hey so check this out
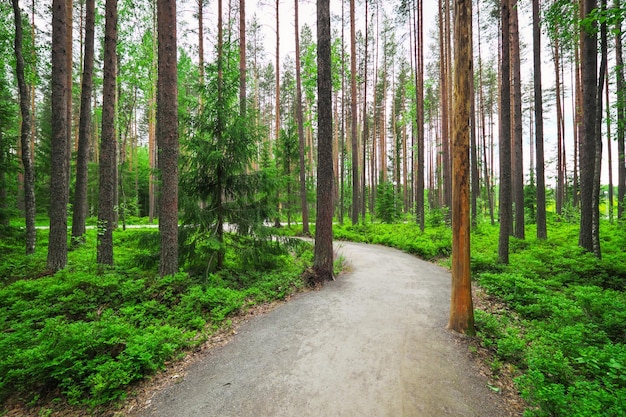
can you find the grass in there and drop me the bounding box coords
[0,224,312,413]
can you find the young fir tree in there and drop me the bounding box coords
[180,40,274,272]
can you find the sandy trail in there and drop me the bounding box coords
[137,241,508,417]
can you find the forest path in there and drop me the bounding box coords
[135,241,510,417]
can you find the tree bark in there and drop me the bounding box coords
[606,69,613,223]
[97,0,117,265]
[72,0,95,246]
[47,0,69,271]
[439,0,451,213]
[12,0,37,255]
[66,0,73,183]
[157,0,179,275]
[313,0,334,284]
[349,0,360,225]
[553,39,565,216]
[448,0,475,336]
[498,0,512,265]
[615,0,625,221]
[361,0,369,221]
[415,0,425,231]
[149,7,157,223]
[591,0,607,258]
[533,0,547,239]
[239,0,246,116]
[579,0,597,253]
[294,0,309,235]
[510,0,524,239]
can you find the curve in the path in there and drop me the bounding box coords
[138,241,508,417]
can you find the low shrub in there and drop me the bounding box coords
[0,227,312,409]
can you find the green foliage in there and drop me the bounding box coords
[333,222,451,260]
[375,181,400,224]
[180,40,275,257]
[474,223,626,416]
[0,227,312,409]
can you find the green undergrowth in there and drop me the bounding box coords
[332,222,452,260]
[330,219,626,417]
[0,226,312,411]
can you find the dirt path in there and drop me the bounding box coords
[135,241,511,417]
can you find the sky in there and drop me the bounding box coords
[179,0,618,188]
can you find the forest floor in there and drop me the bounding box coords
[124,241,525,417]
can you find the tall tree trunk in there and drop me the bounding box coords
[573,46,581,208]
[498,0,512,265]
[12,0,37,255]
[449,0,475,336]
[97,0,117,265]
[476,4,494,225]
[149,7,157,223]
[440,0,451,212]
[239,0,246,116]
[615,0,625,221]
[591,0,607,258]
[274,0,280,148]
[579,0,598,253]
[553,39,565,216]
[313,0,334,284]
[66,0,73,183]
[361,0,369,221]
[605,69,613,223]
[47,0,69,271]
[294,0,309,235]
[216,0,226,269]
[533,0,547,239]
[510,0,524,239]
[339,9,345,226]
[415,0,425,231]
[157,0,179,275]
[273,0,281,226]
[470,49,478,228]
[72,0,95,246]
[350,0,360,224]
[29,0,35,180]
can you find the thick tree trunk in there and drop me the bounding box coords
[579,0,598,253]
[533,0,547,239]
[448,0,475,336]
[47,0,69,271]
[313,0,334,284]
[97,0,117,265]
[498,0,512,265]
[72,0,95,246]
[157,0,179,275]
[12,0,37,255]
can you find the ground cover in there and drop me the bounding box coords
[0,225,312,414]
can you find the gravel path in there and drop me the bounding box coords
[137,241,509,417]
